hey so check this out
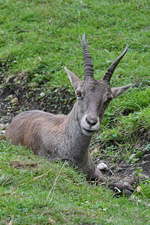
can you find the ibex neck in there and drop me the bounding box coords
[64,103,92,161]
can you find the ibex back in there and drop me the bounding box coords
[6,34,132,181]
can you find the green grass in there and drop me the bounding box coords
[0,0,150,122]
[0,0,150,224]
[1,0,150,85]
[0,140,150,225]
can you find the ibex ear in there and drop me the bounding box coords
[64,66,81,90]
[111,84,133,98]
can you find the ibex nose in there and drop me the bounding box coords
[86,115,98,126]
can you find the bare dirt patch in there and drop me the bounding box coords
[0,71,75,124]
[10,160,38,169]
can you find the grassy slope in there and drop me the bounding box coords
[0,141,150,225]
[0,0,150,140]
[0,0,150,224]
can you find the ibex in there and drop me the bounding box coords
[6,35,132,183]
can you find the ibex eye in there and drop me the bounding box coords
[76,91,82,98]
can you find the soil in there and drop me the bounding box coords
[0,72,75,124]
[10,161,38,169]
[0,72,149,193]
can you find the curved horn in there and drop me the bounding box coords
[103,45,128,82]
[82,34,94,79]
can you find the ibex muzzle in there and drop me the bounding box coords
[6,35,132,181]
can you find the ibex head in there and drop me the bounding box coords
[64,34,132,136]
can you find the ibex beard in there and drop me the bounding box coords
[6,34,133,183]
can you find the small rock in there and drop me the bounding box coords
[136,186,141,193]
[11,97,18,104]
[40,92,45,97]
[7,95,13,100]
[97,162,108,171]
